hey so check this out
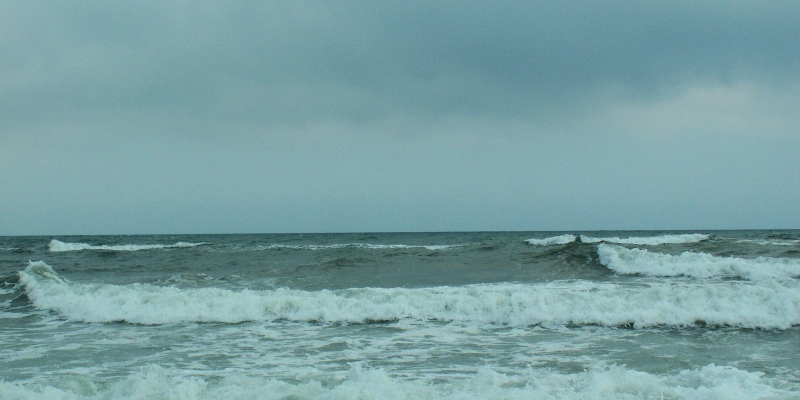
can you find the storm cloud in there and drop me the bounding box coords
[2,1,799,234]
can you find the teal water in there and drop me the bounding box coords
[1,231,799,399]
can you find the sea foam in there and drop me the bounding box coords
[19,262,800,328]
[525,235,576,246]
[581,233,709,245]
[260,243,459,251]
[598,243,800,281]
[735,239,800,246]
[48,239,204,252]
[0,363,793,400]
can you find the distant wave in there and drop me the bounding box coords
[581,233,709,245]
[19,261,800,328]
[598,244,800,281]
[525,235,576,246]
[0,247,20,252]
[256,243,460,251]
[1,362,793,400]
[524,233,710,246]
[48,239,204,252]
[735,239,799,246]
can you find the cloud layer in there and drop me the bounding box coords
[2,1,799,234]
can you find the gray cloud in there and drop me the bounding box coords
[1,1,799,234]
[3,1,799,128]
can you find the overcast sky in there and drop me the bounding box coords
[2,1,799,235]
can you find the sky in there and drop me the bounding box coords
[1,1,799,235]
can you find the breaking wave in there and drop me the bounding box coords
[580,234,709,245]
[49,239,204,252]
[19,261,800,328]
[525,235,576,246]
[0,362,794,400]
[598,244,800,281]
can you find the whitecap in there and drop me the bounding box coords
[525,235,577,246]
[581,233,709,245]
[258,243,460,251]
[598,243,800,281]
[48,239,204,252]
[735,239,800,246]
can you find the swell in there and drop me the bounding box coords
[19,262,800,328]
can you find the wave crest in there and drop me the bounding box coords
[598,244,800,281]
[525,235,577,246]
[581,234,709,245]
[48,239,204,252]
[18,262,800,328]
[260,243,460,251]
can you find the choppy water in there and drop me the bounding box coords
[1,231,799,399]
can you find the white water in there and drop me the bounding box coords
[598,244,800,281]
[49,239,204,252]
[735,239,800,246]
[0,362,793,400]
[19,262,800,328]
[258,243,460,251]
[581,234,709,245]
[525,235,577,246]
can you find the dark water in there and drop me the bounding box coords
[1,231,799,398]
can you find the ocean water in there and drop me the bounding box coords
[1,231,799,399]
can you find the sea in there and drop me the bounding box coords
[1,231,798,399]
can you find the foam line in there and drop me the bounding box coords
[49,239,204,252]
[261,243,459,251]
[0,363,794,399]
[581,234,709,245]
[735,239,799,246]
[19,261,800,328]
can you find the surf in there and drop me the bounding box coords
[19,261,800,329]
[598,243,800,280]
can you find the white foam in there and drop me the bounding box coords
[0,363,794,400]
[48,239,204,252]
[261,243,460,251]
[598,243,800,281]
[581,233,709,245]
[19,261,800,328]
[525,235,576,246]
[736,239,800,246]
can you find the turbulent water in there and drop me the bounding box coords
[1,231,799,399]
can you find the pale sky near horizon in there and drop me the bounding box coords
[2,1,799,235]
